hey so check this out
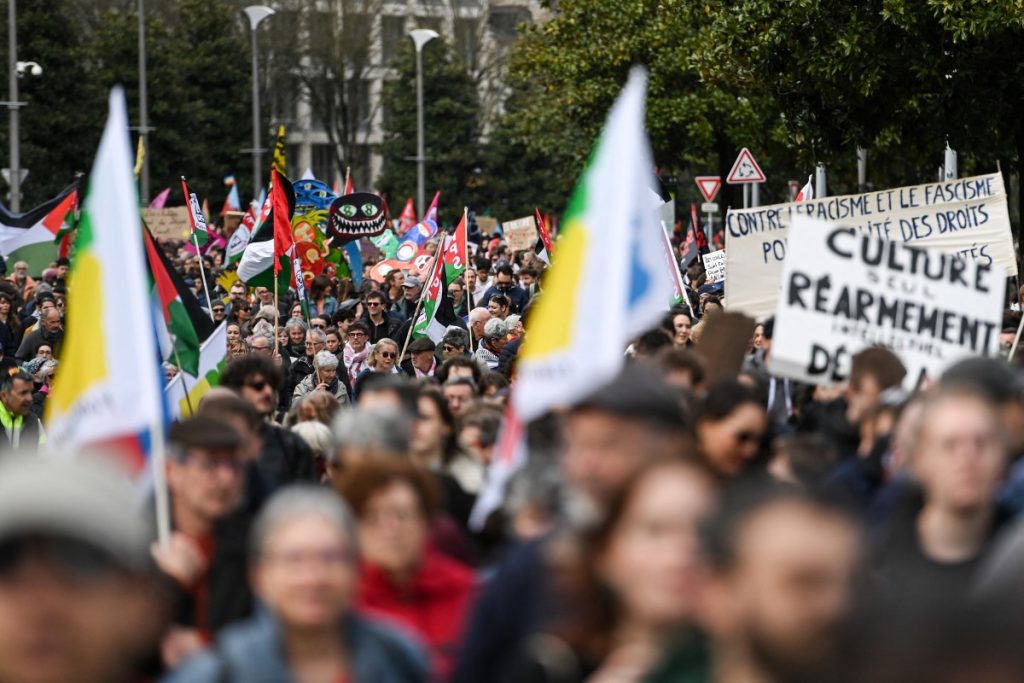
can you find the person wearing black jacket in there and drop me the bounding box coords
[152,416,256,663]
[220,356,318,490]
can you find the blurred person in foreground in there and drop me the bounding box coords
[501,458,716,682]
[695,485,860,683]
[453,365,693,683]
[163,486,428,683]
[0,456,161,683]
[152,417,255,668]
[338,460,477,679]
[870,384,1011,607]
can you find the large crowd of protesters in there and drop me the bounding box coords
[4,219,1024,683]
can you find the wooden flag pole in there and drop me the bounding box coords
[399,237,445,359]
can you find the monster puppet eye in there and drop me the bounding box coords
[341,204,357,218]
[361,203,376,216]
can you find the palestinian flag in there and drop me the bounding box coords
[181,177,209,246]
[143,225,215,376]
[412,249,459,343]
[0,182,79,276]
[237,171,296,289]
[164,321,228,419]
[442,208,468,283]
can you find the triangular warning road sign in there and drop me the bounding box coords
[695,176,722,203]
[726,148,766,184]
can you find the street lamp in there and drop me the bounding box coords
[408,28,438,217]
[243,5,275,202]
[3,1,41,211]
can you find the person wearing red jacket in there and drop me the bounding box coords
[337,460,477,681]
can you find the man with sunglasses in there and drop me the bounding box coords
[220,357,317,490]
[0,368,43,453]
[0,457,158,683]
[362,291,400,344]
[153,417,256,666]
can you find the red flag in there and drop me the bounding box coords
[344,167,354,195]
[271,168,293,275]
[535,207,554,263]
[398,197,417,235]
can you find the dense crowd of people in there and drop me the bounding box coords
[6,220,1024,683]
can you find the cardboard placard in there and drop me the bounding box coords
[702,249,726,283]
[503,215,538,251]
[142,207,190,241]
[769,214,1003,387]
[476,216,498,236]
[724,173,1015,319]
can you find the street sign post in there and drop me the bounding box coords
[726,148,765,208]
[695,176,721,203]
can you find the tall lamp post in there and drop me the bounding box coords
[138,0,150,204]
[408,28,438,217]
[243,5,275,202]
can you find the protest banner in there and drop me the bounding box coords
[142,206,190,241]
[769,214,1003,387]
[503,215,538,251]
[703,249,726,283]
[724,173,1015,319]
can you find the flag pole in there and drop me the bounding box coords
[273,274,280,357]
[399,236,444,359]
[151,418,172,548]
[192,233,214,320]
[170,343,195,416]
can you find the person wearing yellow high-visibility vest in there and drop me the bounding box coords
[0,368,44,453]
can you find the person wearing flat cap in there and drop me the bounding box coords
[150,416,256,669]
[0,456,160,683]
[402,337,438,378]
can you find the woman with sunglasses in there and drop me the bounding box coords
[352,339,400,401]
[696,379,769,478]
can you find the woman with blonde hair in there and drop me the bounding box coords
[352,338,400,399]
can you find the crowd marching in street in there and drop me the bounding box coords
[5,71,1024,683]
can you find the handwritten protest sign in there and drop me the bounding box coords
[703,249,726,283]
[724,173,1014,319]
[769,214,1003,387]
[142,207,190,241]
[503,216,538,251]
[476,216,498,236]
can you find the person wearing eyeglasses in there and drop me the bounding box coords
[344,321,372,386]
[164,486,429,683]
[220,356,317,489]
[151,417,254,667]
[696,379,769,479]
[363,291,401,344]
[0,368,43,452]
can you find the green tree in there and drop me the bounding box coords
[377,39,481,226]
[501,0,797,208]
[0,0,104,207]
[694,0,1024,199]
[86,0,252,207]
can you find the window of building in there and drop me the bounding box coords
[347,79,372,130]
[454,18,477,69]
[350,145,372,189]
[381,15,406,63]
[489,7,531,43]
[312,144,336,183]
[412,17,443,35]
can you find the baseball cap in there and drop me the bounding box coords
[0,456,149,571]
[402,276,422,289]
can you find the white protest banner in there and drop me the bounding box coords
[503,215,539,251]
[725,173,1014,319]
[769,214,1003,387]
[703,249,726,283]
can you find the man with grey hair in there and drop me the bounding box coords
[248,330,274,358]
[475,318,508,370]
[291,349,349,407]
[468,308,491,349]
[441,326,471,360]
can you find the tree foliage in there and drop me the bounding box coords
[376,39,481,226]
[694,0,1024,195]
